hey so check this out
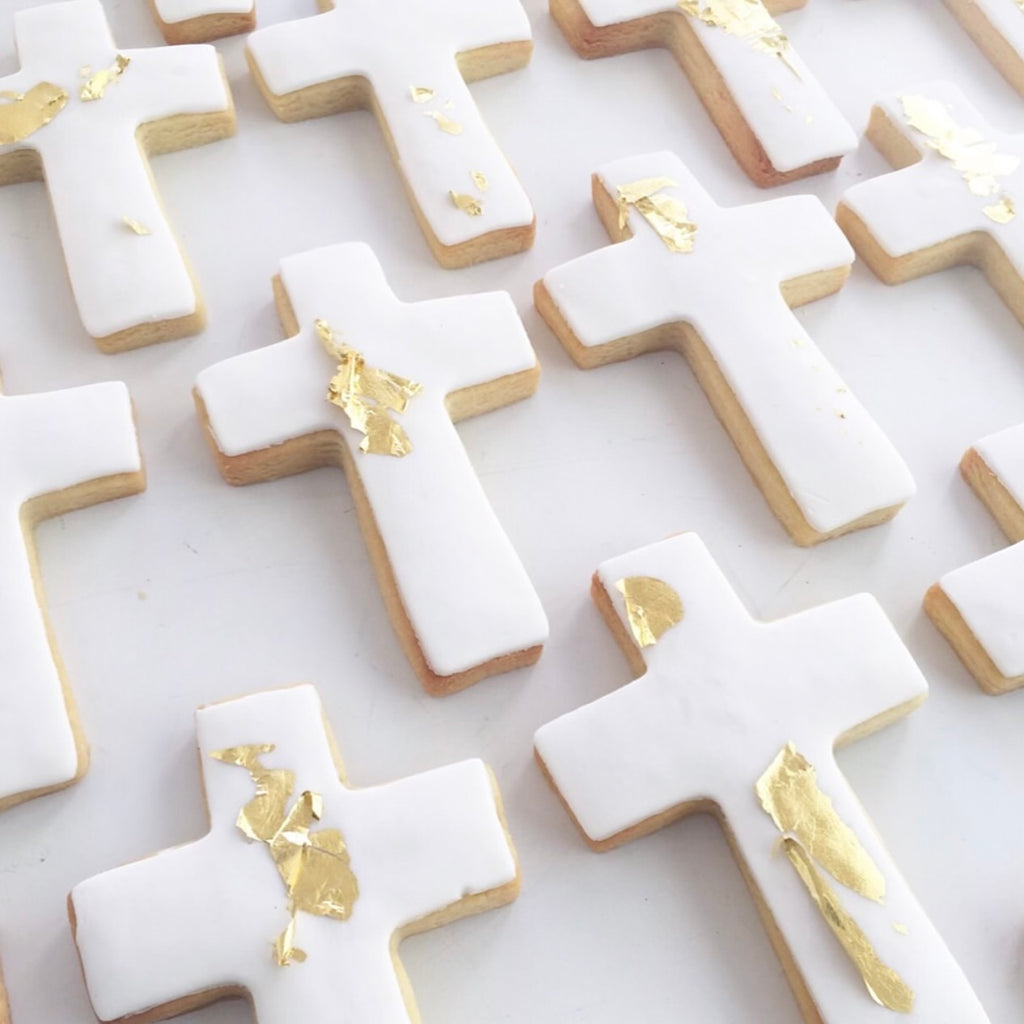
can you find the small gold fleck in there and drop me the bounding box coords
[450,190,483,217]
[984,195,1016,224]
[471,170,490,192]
[424,109,462,134]
[893,922,909,936]
[80,54,130,101]
[410,86,434,103]
[122,216,150,236]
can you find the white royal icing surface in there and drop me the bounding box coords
[154,0,253,27]
[0,381,141,806]
[840,82,1024,272]
[0,0,232,339]
[573,0,856,175]
[72,685,519,1024]
[939,423,1024,679]
[541,151,915,537]
[246,0,534,251]
[195,242,548,679]
[535,533,989,1023]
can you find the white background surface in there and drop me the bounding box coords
[0,0,1023,1020]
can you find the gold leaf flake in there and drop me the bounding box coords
[410,86,435,103]
[424,109,463,134]
[756,744,886,901]
[900,94,1018,216]
[316,318,423,458]
[450,190,484,217]
[615,576,684,648]
[678,0,799,77]
[212,744,360,967]
[783,839,915,1013]
[616,178,698,252]
[444,100,456,110]
[274,914,307,966]
[893,922,909,936]
[471,170,490,192]
[984,195,1016,223]
[0,82,68,145]
[771,84,792,112]
[122,216,150,236]
[80,55,130,101]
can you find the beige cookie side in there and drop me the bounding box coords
[245,46,535,269]
[925,446,1024,694]
[147,0,256,46]
[944,0,1024,97]
[0,459,146,814]
[550,0,837,187]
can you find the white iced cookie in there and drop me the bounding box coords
[926,423,1024,693]
[534,534,991,1022]
[838,82,1024,326]
[194,242,548,695]
[71,684,520,1024]
[0,380,144,812]
[550,0,857,186]
[246,0,535,269]
[149,0,255,45]
[536,151,915,546]
[247,0,536,270]
[0,0,235,351]
[945,0,1024,96]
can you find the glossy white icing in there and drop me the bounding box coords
[0,381,142,807]
[195,242,548,681]
[840,82,1024,271]
[72,685,518,1024]
[534,533,989,1023]
[570,0,856,176]
[939,423,1024,679]
[246,0,534,254]
[540,151,915,538]
[0,0,232,341]
[154,0,253,27]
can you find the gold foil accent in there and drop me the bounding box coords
[316,318,422,458]
[450,190,484,216]
[410,86,435,103]
[80,55,130,101]
[984,195,1016,223]
[893,922,909,935]
[899,94,1018,220]
[212,744,360,967]
[677,0,799,76]
[615,576,684,648]
[424,109,463,134]
[0,83,68,145]
[123,216,150,235]
[756,744,885,901]
[783,839,915,1013]
[471,170,490,192]
[615,178,697,253]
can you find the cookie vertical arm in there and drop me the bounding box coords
[723,750,990,1023]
